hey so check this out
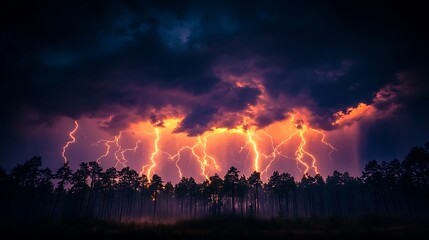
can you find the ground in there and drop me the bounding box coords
[2,216,428,240]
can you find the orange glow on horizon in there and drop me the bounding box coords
[64,110,342,181]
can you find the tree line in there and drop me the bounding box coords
[0,143,428,222]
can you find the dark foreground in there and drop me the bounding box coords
[2,217,429,240]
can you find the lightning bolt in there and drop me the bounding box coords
[113,131,126,168]
[164,141,199,180]
[61,120,79,164]
[195,134,218,180]
[185,136,209,179]
[136,123,218,181]
[294,125,337,175]
[95,137,112,164]
[243,128,300,177]
[260,130,299,175]
[95,130,142,168]
[142,128,160,179]
[118,140,141,167]
[71,116,336,180]
[295,129,312,174]
[247,130,260,172]
[202,134,219,171]
[95,133,120,164]
[174,150,184,180]
[164,133,218,181]
[259,114,335,176]
[310,128,337,160]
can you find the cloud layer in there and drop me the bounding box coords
[1,1,428,167]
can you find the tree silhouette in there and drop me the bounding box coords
[199,179,211,216]
[268,171,296,218]
[403,147,429,188]
[10,156,43,189]
[117,167,141,221]
[100,167,118,220]
[236,175,249,216]
[2,142,429,221]
[313,174,326,215]
[248,171,262,217]
[149,174,163,219]
[164,181,174,218]
[138,173,149,221]
[175,177,189,217]
[70,162,90,217]
[362,160,384,214]
[86,161,103,217]
[54,162,73,193]
[300,174,317,216]
[326,171,360,216]
[70,162,90,194]
[207,174,223,216]
[223,166,240,214]
[88,161,103,189]
[402,146,429,213]
[187,177,198,217]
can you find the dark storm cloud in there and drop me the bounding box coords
[170,83,261,135]
[1,1,222,129]
[1,0,428,147]
[254,108,288,129]
[210,1,428,132]
[174,107,218,136]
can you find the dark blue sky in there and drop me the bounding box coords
[1,1,428,173]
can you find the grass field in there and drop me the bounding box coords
[2,216,429,239]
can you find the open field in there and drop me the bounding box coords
[2,216,429,240]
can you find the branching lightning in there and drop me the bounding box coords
[63,114,337,181]
[202,134,219,171]
[162,133,218,181]
[238,114,336,177]
[260,130,298,175]
[295,129,312,174]
[95,132,121,164]
[61,120,79,164]
[95,131,143,168]
[141,128,160,179]
[119,140,141,163]
[310,128,337,160]
[163,141,199,180]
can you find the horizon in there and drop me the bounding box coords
[2,1,428,183]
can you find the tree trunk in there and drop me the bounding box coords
[232,187,235,214]
[119,188,125,222]
[152,192,157,220]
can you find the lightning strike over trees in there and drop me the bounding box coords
[66,114,337,182]
[2,142,429,223]
[2,1,429,238]
[61,120,79,164]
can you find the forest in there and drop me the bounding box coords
[1,143,428,224]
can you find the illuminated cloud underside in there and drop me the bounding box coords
[58,76,407,182]
[59,89,395,182]
[3,2,427,183]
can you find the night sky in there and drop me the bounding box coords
[1,1,428,181]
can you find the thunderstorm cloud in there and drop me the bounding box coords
[1,1,428,171]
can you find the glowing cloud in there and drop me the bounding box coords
[332,103,376,127]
